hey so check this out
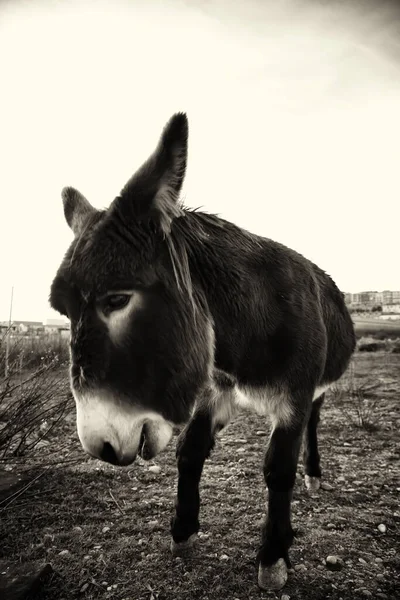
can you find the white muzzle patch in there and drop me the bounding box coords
[73,388,173,465]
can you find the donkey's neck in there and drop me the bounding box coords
[175,209,262,315]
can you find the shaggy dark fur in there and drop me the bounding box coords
[50,112,356,590]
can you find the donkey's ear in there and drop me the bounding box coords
[61,187,97,236]
[116,112,188,234]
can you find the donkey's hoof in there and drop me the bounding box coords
[305,475,320,492]
[258,558,288,590]
[170,533,198,556]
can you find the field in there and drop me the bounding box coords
[352,315,400,340]
[0,351,399,600]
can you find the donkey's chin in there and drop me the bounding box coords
[138,420,174,461]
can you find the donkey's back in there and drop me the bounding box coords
[178,210,355,394]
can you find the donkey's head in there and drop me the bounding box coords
[50,114,213,466]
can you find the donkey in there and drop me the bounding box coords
[50,112,356,591]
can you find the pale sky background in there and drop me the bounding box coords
[1,0,400,322]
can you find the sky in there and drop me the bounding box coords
[1,0,400,321]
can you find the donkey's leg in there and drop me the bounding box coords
[171,370,236,555]
[303,394,325,491]
[170,409,215,555]
[258,395,311,591]
[303,394,325,492]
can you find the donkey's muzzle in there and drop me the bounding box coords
[138,423,156,460]
[74,389,174,465]
[99,441,137,466]
[90,440,137,466]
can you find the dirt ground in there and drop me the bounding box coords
[0,352,399,600]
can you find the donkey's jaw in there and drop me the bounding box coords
[138,419,174,460]
[73,389,173,466]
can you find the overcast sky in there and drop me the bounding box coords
[1,0,400,321]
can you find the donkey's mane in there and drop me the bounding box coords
[166,206,225,308]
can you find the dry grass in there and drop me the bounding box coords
[1,330,70,373]
[352,316,400,341]
[330,361,382,431]
[0,353,399,600]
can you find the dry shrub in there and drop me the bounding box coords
[0,332,72,459]
[356,336,400,352]
[330,362,381,432]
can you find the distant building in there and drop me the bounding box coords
[382,290,393,305]
[0,318,70,337]
[345,290,400,309]
[5,320,44,334]
[44,318,70,335]
[0,322,17,334]
[382,303,400,314]
[392,291,400,304]
[359,291,378,305]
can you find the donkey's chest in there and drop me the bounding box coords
[209,383,294,431]
[209,383,331,433]
[234,387,273,417]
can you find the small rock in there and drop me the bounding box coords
[220,554,229,560]
[102,526,111,533]
[321,482,334,491]
[294,563,307,572]
[255,430,265,436]
[327,523,336,530]
[72,526,83,535]
[377,524,386,533]
[197,531,208,539]
[374,557,383,563]
[361,590,372,598]
[326,555,342,571]
[149,465,161,474]
[58,549,70,556]
[281,595,291,600]
[377,593,388,599]
[358,558,367,564]
[83,555,91,561]
[80,583,89,593]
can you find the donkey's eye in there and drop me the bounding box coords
[103,294,131,314]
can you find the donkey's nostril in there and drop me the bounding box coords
[100,441,118,465]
